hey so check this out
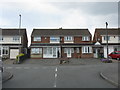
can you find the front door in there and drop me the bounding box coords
[67,48,71,58]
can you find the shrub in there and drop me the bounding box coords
[100,58,112,63]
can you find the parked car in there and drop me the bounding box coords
[108,51,120,60]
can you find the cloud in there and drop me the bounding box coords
[0,1,118,46]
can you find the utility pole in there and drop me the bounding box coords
[106,22,109,60]
[19,14,21,54]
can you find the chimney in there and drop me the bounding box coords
[59,27,62,30]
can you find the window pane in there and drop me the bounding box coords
[76,48,79,53]
[43,48,47,54]
[34,37,41,41]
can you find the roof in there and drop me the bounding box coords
[0,28,27,36]
[95,28,119,35]
[31,28,91,36]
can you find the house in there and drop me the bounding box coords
[93,28,120,58]
[0,28,28,59]
[30,28,93,59]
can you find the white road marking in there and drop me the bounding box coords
[6,67,13,69]
[53,84,56,88]
[16,67,22,69]
[54,67,58,88]
[33,67,39,69]
[23,67,30,69]
[55,73,57,78]
[55,67,57,72]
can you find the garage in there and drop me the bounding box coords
[10,49,19,59]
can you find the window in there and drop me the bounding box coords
[0,36,3,41]
[13,36,20,41]
[71,48,74,53]
[50,37,60,42]
[82,46,92,53]
[82,36,90,41]
[2,47,9,55]
[64,48,67,53]
[43,47,52,55]
[104,36,110,41]
[31,48,42,54]
[119,36,120,40]
[76,48,80,53]
[34,37,41,41]
[0,47,1,55]
[64,36,73,41]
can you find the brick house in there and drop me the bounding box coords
[93,28,120,58]
[0,28,28,59]
[30,28,93,59]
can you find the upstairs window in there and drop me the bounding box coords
[104,36,110,41]
[13,36,20,41]
[50,37,60,42]
[82,36,90,41]
[64,36,73,41]
[34,37,41,41]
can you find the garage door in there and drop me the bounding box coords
[10,49,19,59]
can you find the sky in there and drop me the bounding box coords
[0,0,119,46]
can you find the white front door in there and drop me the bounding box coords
[10,49,19,59]
[67,48,71,58]
[94,49,98,58]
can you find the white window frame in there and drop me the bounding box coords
[64,36,73,41]
[82,36,90,41]
[71,48,74,53]
[0,47,9,55]
[119,36,120,40]
[0,36,3,41]
[64,48,67,53]
[31,48,42,54]
[0,47,1,56]
[50,37,60,42]
[13,36,20,42]
[76,48,80,53]
[82,46,92,53]
[104,36,110,41]
[34,36,41,41]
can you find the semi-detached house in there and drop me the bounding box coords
[0,28,28,59]
[30,28,93,59]
[93,28,120,58]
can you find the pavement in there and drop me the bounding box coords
[99,60,120,87]
[2,71,13,83]
[2,58,120,87]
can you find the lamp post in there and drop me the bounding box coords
[106,22,109,60]
[19,14,21,54]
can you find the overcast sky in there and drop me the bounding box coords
[0,0,119,46]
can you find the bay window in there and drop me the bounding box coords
[31,48,42,54]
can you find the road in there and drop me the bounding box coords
[2,63,117,88]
